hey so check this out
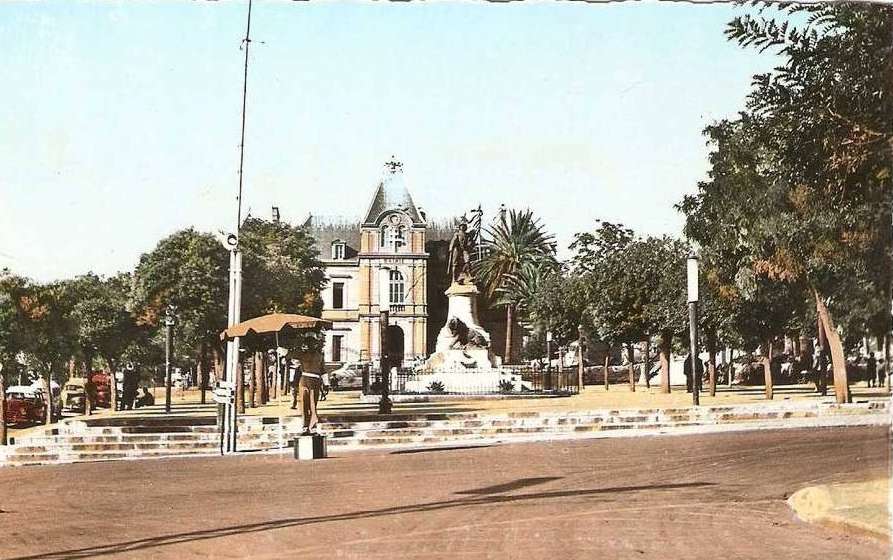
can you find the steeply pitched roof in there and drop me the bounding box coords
[362,159,424,226]
[302,215,361,260]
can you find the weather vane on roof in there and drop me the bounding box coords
[385,156,403,173]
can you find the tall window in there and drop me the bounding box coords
[380,224,406,252]
[389,270,404,304]
[332,335,343,363]
[332,283,344,309]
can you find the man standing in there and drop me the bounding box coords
[298,353,330,435]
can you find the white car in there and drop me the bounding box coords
[330,362,369,390]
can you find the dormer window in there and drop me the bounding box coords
[331,241,346,260]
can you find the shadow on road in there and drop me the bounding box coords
[391,444,494,455]
[8,481,715,560]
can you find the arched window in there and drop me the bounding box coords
[380,226,388,248]
[395,226,406,250]
[389,270,405,304]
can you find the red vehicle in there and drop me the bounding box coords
[90,371,112,408]
[4,386,48,426]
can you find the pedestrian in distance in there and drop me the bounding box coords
[866,354,877,388]
[122,365,139,410]
[683,354,703,393]
[289,359,302,409]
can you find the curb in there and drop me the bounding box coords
[788,482,891,541]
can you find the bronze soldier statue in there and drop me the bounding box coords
[448,219,472,284]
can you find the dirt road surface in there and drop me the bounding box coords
[1,427,888,559]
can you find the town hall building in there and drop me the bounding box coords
[304,160,432,369]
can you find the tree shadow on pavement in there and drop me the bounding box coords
[9,481,714,560]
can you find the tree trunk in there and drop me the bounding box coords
[271,353,279,400]
[885,334,891,393]
[44,369,53,425]
[106,357,118,412]
[248,351,257,408]
[254,351,264,406]
[199,344,208,405]
[815,291,850,404]
[577,330,584,391]
[236,357,245,414]
[504,304,514,365]
[83,354,93,416]
[706,337,716,398]
[643,338,651,390]
[603,351,610,391]
[762,340,774,400]
[627,344,635,392]
[260,351,269,405]
[659,331,671,394]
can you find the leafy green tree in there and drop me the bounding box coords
[62,272,139,408]
[682,4,892,402]
[0,270,31,386]
[131,221,325,404]
[130,228,230,399]
[476,209,556,364]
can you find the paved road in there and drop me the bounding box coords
[1,427,888,559]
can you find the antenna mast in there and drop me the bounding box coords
[236,0,253,234]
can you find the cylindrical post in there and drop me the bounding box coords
[688,302,699,406]
[687,254,700,406]
[379,311,392,414]
[0,363,7,446]
[164,315,173,414]
[577,325,584,393]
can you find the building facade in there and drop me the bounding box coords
[306,160,429,369]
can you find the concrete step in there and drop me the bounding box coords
[5,448,219,466]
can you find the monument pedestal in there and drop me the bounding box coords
[294,434,327,460]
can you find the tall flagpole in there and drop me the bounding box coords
[223,0,253,454]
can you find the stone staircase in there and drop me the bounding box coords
[2,400,888,467]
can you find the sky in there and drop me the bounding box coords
[0,0,779,282]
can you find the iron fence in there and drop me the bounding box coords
[362,367,580,396]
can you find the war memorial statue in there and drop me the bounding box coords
[406,216,526,393]
[447,218,473,285]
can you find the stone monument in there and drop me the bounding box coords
[405,219,525,393]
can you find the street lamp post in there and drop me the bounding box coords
[0,363,6,446]
[164,305,177,414]
[545,329,552,391]
[379,311,392,414]
[687,253,700,406]
[577,324,584,393]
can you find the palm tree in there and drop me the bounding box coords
[476,209,555,364]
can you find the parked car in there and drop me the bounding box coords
[330,362,369,390]
[4,386,49,426]
[61,378,87,412]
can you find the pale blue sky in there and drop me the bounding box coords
[1,1,776,281]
